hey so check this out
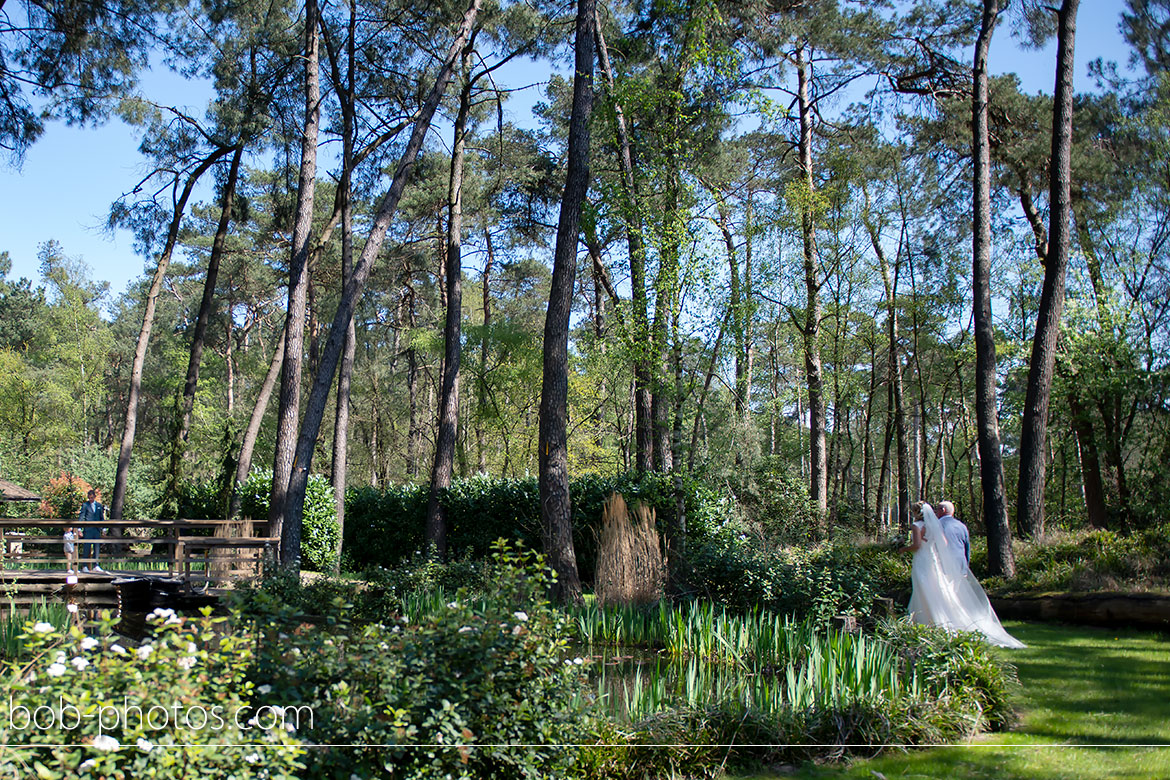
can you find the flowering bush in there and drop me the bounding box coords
[0,610,302,779]
[246,542,592,779]
[39,472,93,519]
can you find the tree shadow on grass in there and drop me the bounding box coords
[772,622,1170,780]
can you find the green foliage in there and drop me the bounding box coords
[876,620,1019,732]
[0,610,303,777]
[975,527,1170,594]
[739,456,818,543]
[182,469,339,571]
[683,534,885,621]
[243,541,591,779]
[579,618,1018,777]
[343,472,733,584]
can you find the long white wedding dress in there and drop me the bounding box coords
[907,503,1025,649]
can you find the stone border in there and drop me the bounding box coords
[990,592,1170,632]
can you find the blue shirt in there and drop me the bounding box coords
[939,513,970,565]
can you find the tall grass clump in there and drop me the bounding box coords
[595,494,666,607]
[0,599,73,658]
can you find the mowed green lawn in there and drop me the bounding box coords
[739,621,1170,779]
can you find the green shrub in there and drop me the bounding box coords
[0,611,303,778]
[683,535,885,621]
[342,472,734,584]
[974,527,1170,594]
[185,469,339,571]
[877,619,1018,731]
[244,542,592,779]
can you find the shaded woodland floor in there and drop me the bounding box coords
[736,621,1170,779]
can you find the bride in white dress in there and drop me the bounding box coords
[903,502,1025,648]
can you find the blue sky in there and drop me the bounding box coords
[0,3,1135,304]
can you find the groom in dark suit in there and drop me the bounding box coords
[78,489,105,572]
[937,500,970,566]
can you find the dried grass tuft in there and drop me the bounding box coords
[595,493,665,606]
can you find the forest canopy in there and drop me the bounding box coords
[0,0,1166,594]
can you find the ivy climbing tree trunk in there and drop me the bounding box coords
[595,8,653,472]
[797,45,828,521]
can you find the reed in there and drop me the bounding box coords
[0,598,73,658]
[594,493,666,607]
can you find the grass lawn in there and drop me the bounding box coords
[734,621,1170,779]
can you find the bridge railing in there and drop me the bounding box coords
[0,518,277,592]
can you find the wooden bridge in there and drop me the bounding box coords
[0,518,277,616]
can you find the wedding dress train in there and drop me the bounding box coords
[908,504,1025,649]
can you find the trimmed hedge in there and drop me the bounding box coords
[181,470,339,572]
[342,472,732,584]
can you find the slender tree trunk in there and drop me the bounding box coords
[538,0,593,605]
[1068,389,1107,528]
[426,53,474,558]
[595,10,652,472]
[477,230,493,473]
[797,46,827,519]
[168,144,244,492]
[229,328,285,519]
[689,311,728,470]
[863,192,910,533]
[110,147,232,519]
[328,3,358,573]
[405,286,421,478]
[269,0,322,558]
[279,0,483,570]
[1017,0,1079,539]
[972,0,1014,575]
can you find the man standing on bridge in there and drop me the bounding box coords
[78,489,105,573]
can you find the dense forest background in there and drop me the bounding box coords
[0,0,1166,583]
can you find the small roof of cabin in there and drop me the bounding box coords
[0,478,41,502]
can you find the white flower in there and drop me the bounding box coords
[110,644,127,655]
[79,759,97,771]
[55,651,66,664]
[187,642,197,654]
[67,603,79,613]
[148,608,176,622]
[512,624,523,636]
[32,622,54,634]
[135,644,154,660]
[91,735,120,751]
[136,737,154,752]
[512,611,529,623]
[70,657,89,671]
[46,663,66,677]
[573,657,584,665]
[80,637,99,651]
[447,601,459,609]
[246,752,260,763]
[458,626,473,634]
[258,684,273,695]
[177,655,197,670]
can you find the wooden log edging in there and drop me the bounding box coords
[990,592,1170,632]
